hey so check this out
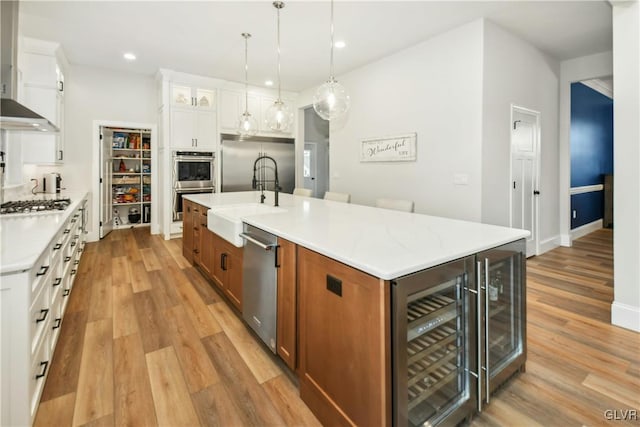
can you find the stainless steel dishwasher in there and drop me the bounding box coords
[240,224,279,353]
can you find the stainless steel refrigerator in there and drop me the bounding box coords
[220,134,295,193]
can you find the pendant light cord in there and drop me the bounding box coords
[276,3,282,102]
[329,0,335,80]
[243,33,249,114]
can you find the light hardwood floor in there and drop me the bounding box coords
[34,228,638,426]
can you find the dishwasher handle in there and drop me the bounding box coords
[239,232,277,251]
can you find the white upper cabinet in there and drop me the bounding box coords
[169,83,217,149]
[219,89,293,137]
[19,38,66,164]
[171,84,215,110]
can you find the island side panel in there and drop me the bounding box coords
[298,246,391,427]
[277,238,297,370]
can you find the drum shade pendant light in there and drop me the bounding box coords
[313,0,350,121]
[238,33,258,136]
[264,1,293,132]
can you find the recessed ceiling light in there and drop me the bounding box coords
[123,52,137,61]
[334,40,346,49]
[265,80,274,87]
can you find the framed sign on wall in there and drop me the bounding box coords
[360,133,417,162]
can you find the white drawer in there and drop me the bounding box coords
[28,250,51,301]
[49,284,64,354]
[29,333,51,421]
[29,274,51,356]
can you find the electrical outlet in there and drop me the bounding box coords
[572,210,577,219]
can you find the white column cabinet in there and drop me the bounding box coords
[169,84,217,149]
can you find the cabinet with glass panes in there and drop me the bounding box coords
[110,128,152,228]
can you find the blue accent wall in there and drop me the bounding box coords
[570,82,613,229]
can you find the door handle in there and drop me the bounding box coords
[533,190,540,195]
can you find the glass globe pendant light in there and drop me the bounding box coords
[313,0,350,121]
[238,33,258,136]
[264,1,293,132]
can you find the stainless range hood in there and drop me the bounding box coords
[1,1,59,132]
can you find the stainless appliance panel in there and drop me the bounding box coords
[241,224,278,353]
[172,188,214,221]
[221,136,295,193]
[172,151,215,190]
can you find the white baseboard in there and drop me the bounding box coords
[560,234,572,247]
[611,301,640,332]
[538,235,560,255]
[570,219,603,240]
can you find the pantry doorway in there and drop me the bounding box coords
[93,121,158,239]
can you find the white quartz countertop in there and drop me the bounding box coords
[1,192,88,275]
[185,191,529,280]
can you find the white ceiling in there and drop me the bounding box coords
[19,1,612,92]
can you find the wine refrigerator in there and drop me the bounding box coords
[392,239,525,426]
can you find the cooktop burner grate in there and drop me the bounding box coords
[0,198,71,215]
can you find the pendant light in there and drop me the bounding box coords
[264,1,293,132]
[238,33,258,137]
[313,0,350,121]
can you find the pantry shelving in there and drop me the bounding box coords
[108,128,152,228]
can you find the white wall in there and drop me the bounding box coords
[481,20,560,252]
[62,65,157,240]
[558,51,613,247]
[329,20,484,221]
[612,0,640,332]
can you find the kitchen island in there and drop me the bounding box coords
[183,191,529,426]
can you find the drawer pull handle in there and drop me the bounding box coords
[64,256,71,263]
[52,318,62,330]
[53,243,62,250]
[35,308,49,323]
[63,229,70,234]
[52,277,62,287]
[63,289,70,297]
[35,361,49,379]
[74,260,80,265]
[36,265,49,276]
[71,269,77,275]
[71,241,76,247]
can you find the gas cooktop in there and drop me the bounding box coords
[0,198,71,215]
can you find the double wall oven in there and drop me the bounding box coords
[172,151,215,221]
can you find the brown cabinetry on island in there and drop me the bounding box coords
[298,246,391,426]
[182,200,243,311]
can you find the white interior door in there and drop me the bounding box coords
[303,143,318,197]
[511,107,540,257]
[99,127,113,238]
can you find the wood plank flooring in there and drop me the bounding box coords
[34,228,319,427]
[34,228,638,426]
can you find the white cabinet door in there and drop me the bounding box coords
[171,108,216,149]
[171,108,196,149]
[195,88,215,110]
[219,90,242,132]
[22,86,57,124]
[171,85,193,107]
[194,110,217,149]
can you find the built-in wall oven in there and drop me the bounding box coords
[172,151,215,221]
